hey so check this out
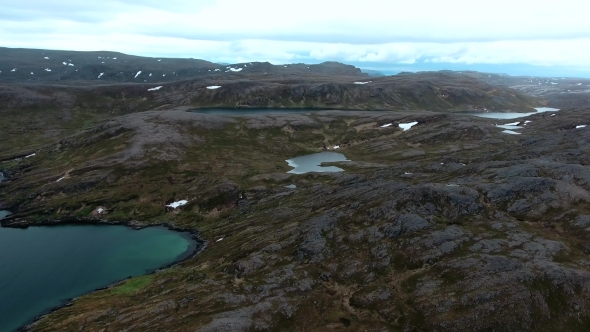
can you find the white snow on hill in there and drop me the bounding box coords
[399,121,419,131]
[147,86,163,91]
[166,200,188,208]
[207,85,221,89]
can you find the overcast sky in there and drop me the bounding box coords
[2,0,590,75]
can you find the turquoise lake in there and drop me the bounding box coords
[0,213,195,332]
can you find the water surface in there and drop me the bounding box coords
[192,108,337,116]
[286,152,349,174]
[465,107,560,120]
[0,219,194,332]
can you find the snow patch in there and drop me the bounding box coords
[333,145,340,149]
[97,208,104,214]
[56,177,65,182]
[147,86,163,91]
[353,81,372,84]
[62,62,67,65]
[31,72,34,75]
[380,123,392,128]
[502,130,521,135]
[11,68,16,72]
[166,200,188,209]
[207,85,221,89]
[577,125,587,129]
[216,238,224,242]
[228,67,243,72]
[45,68,51,72]
[504,122,520,126]
[25,153,36,158]
[68,63,74,66]
[399,121,419,131]
[44,56,49,59]
[98,72,104,79]
[149,73,152,77]
[134,71,142,78]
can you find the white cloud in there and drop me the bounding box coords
[1,0,590,69]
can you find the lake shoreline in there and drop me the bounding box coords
[0,216,206,332]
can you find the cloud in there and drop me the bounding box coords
[1,0,590,71]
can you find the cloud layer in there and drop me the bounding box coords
[2,0,590,72]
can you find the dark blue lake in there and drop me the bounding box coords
[191,108,344,116]
[0,213,195,332]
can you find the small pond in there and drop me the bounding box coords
[465,107,560,120]
[286,152,350,174]
[0,212,195,332]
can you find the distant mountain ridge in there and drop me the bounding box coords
[0,47,366,84]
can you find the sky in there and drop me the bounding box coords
[2,0,590,77]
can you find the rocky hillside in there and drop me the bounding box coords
[0,72,540,159]
[0,47,365,84]
[462,71,590,109]
[2,107,590,331]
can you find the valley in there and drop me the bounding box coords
[1,48,590,331]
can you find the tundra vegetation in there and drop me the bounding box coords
[2,48,590,331]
